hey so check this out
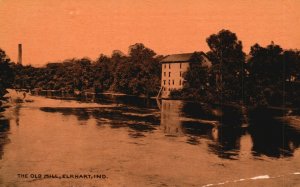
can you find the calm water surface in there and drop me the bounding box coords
[0,94,299,186]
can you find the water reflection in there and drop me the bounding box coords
[8,95,300,160]
[160,100,183,136]
[249,116,300,158]
[1,94,300,187]
[95,94,158,109]
[44,93,159,109]
[40,105,160,137]
[208,127,246,160]
[0,117,10,159]
[14,104,21,126]
[160,100,300,159]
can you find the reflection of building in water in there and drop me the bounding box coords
[160,100,218,139]
[160,100,183,136]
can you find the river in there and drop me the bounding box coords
[0,94,299,186]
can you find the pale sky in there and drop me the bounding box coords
[0,0,299,66]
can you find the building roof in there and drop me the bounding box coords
[161,53,194,63]
[161,52,212,67]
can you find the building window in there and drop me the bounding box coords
[180,71,182,77]
[180,63,182,69]
[168,80,170,85]
[179,80,181,85]
[172,80,174,85]
[164,64,166,69]
[168,88,170,91]
[164,87,166,91]
[164,72,166,77]
[163,80,166,85]
[169,72,171,77]
[169,64,171,69]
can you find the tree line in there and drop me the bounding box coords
[171,30,300,107]
[4,43,162,98]
[0,49,14,104]
[1,29,300,107]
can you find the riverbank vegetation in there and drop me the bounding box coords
[1,30,300,108]
[11,43,162,97]
[0,49,14,105]
[170,30,300,108]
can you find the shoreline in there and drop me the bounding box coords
[3,89,300,116]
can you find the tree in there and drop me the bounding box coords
[128,43,156,63]
[247,42,300,106]
[206,30,246,103]
[247,43,284,106]
[184,63,210,101]
[169,52,215,102]
[94,54,116,92]
[0,48,14,102]
[8,43,161,98]
[283,50,300,81]
[113,43,161,97]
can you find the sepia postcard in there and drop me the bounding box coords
[0,0,299,186]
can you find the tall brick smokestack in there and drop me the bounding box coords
[18,44,22,65]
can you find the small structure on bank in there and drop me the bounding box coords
[158,52,211,98]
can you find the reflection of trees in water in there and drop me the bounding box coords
[40,107,91,122]
[208,127,245,160]
[39,99,300,159]
[218,105,244,127]
[75,110,90,122]
[181,121,213,137]
[96,95,158,109]
[15,105,20,126]
[14,104,21,126]
[128,132,146,138]
[40,106,159,137]
[248,117,300,158]
[0,118,10,159]
[181,102,215,120]
[93,107,159,137]
[205,105,245,159]
[161,100,300,159]
[181,121,214,145]
[181,102,245,126]
[161,100,245,152]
